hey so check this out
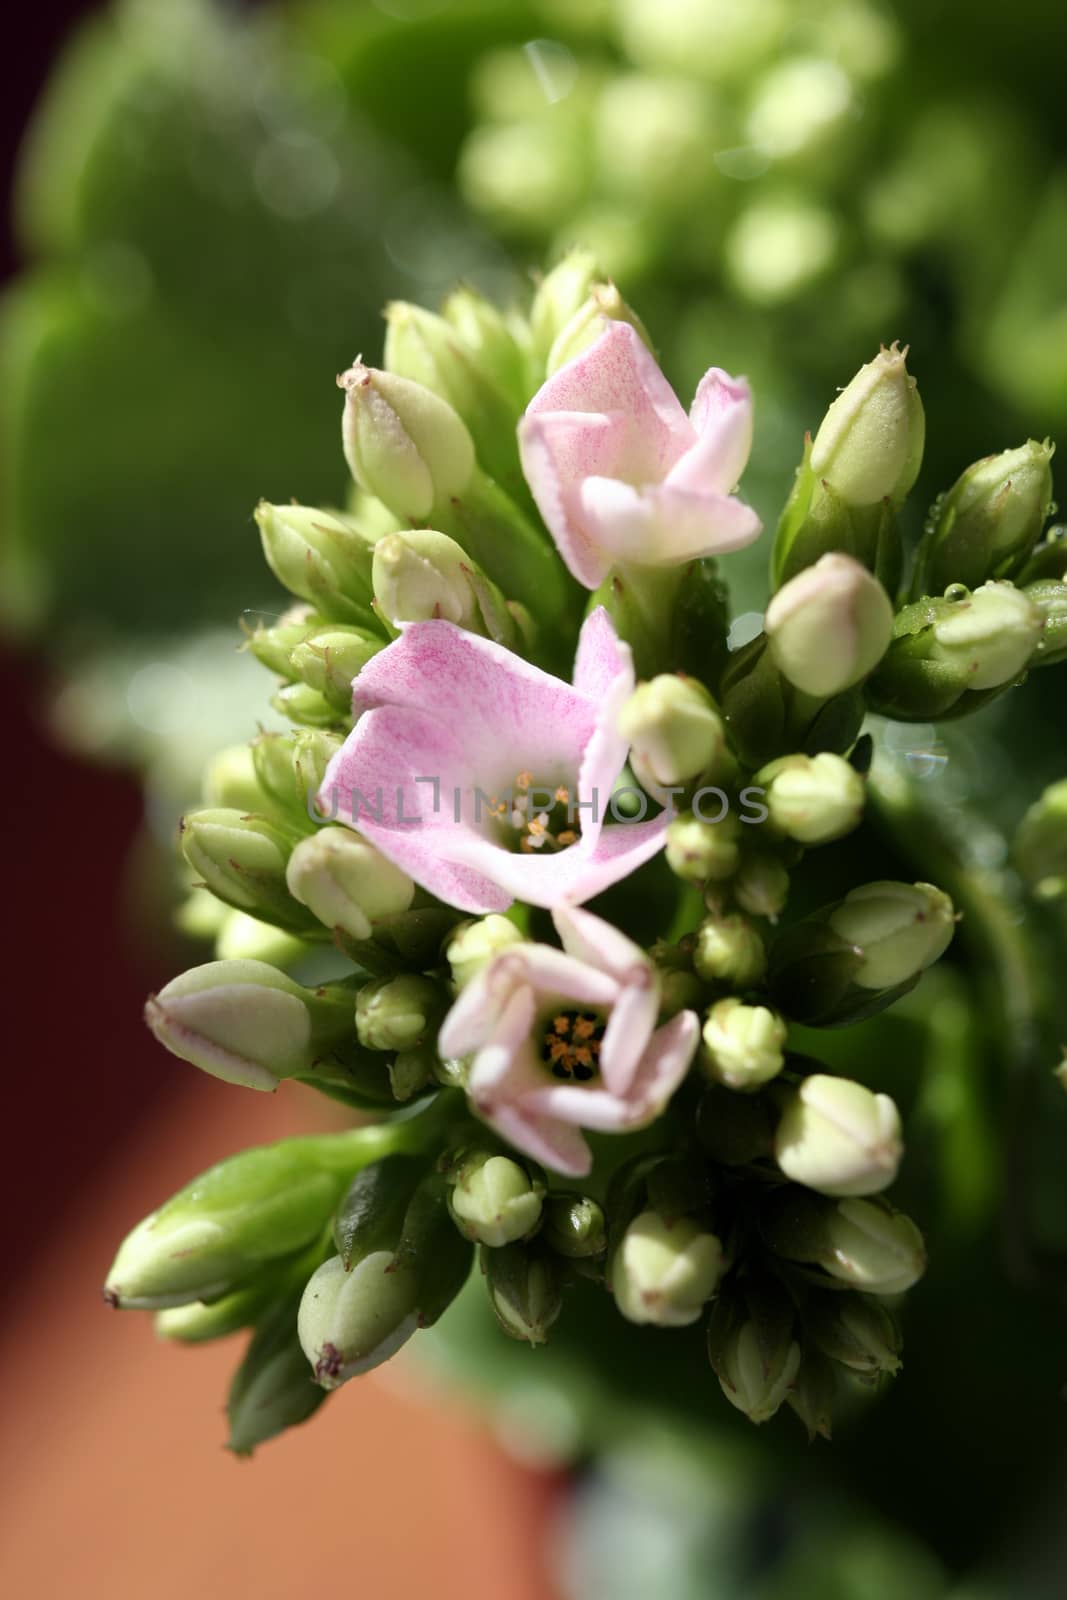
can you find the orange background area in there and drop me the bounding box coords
[0,1077,563,1599]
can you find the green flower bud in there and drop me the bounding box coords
[245,605,321,676]
[546,281,652,375]
[332,1154,425,1271]
[828,881,956,991]
[666,813,741,885]
[611,1210,725,1327]
[1015,779,1067,900]
[809,346,925,509]
[389,1045,435,1102]
[912,440,1055,596]
[619,675,727,796]
[702,998,786,1091]
[1018,524,1067,584]
[696,1084,777,1166]
[693,912,767,988]
[202,744,272,813]
[215,911,308,968]
[180,808,308,930]
[541,1193,607,1259]
[1026,578,1067,668]
[285,827,415,941]
[355,974,446,1053]
[340,360,475,523]
[658,967,708,1020]
[758,753,865,845]
[787,1353,836,1442]
[442,286,527,410]
[869,580,1044,718]
[298,1252,420,1389]
[156,1282,271,1344]
[252,729,341,826]
[371,528,522,649]
[447,1152,544,1247]
[227,1298,327,1455]
[774,1075,903,1196]
[446,915,525,988]
[733,851,790,921]
[764,1192,926,1295]
[104,1129,376,1308]
[144,959,351,1090]
[254,503,377,625]
[289,626,381,713]
[529,248,601,368]
[803,1292,902,1378]
[482,1242,563,1345]
[271,681,340,729]
[707,1282,801,1424]
[766,554,894,696]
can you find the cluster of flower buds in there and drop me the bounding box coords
[107,261,1063,1452]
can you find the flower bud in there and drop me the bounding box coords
[619,675,727,796]
[828,881,955,990]
[1018,523,1067,584]
[355,974,446,1053]
[546,281,652,376]
[340,360,475,522]
[733,851,790,921]
[1026,578,1067,668]
[707,1283,801,1424]
[373,528,478,628]
[702,998,786,1092]
[215,911,308,968]
[612,1210,725,1327]
[446,915,525,988]
[1014,779,1067,900]
[787,1353,836,1441]
[803,1292,902,1377]
[482,1242,562,1344]
[286,827,415,941]
[913,440,1055,596]
[144,959,351,1090]
[541,1193,607,1259]
[298,1252,420,1388]
[758,753,865,845]
[447,1152,544,1248]
[443,286,527,409]
[202,744,272,813]
[764,1192,926,1295]
[253,729,341,825]
[179,808,307,930]
[774,1074,903,1196]
[271,681,339,728]
[666,813,741,884]
[254,503,377,625]
[104,1129,369,1308]
[809,345,925,508]
[766,553,894,696]
[529,248,601,367]
[288,626,381,713]
[693,912,766,988]
[156,1282,271,1345]
[245,605,321,675]
[227,1299,326,1454]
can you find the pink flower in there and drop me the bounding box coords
[438,905,700,1175]
[319,608,667,913]
[519,321,762,589]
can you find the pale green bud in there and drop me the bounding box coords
[542,1193,607,1259]
[821,1197,926,1293]
[202,745,271,813]
[529,248,601,366]
[286,827,414,941]
[701,998,786,1091]
[483,1242,562,1344]
[787,1353,836,1442]
[934,580,1044,689]
[144,959,351,1090]
[546,281,653,375]
[693,912,767,987]
[828,880,955,990]
[612,1210,725,1327]
[733,851,790,920]
[809,345,925,508]
[298,1252,420,1389]
[759,753,865,846]
[156,1283,269,1344]
[180,807,310,929]
[340,360,475,523]
[355,974,446,1053]
[666,813,741,884]
[804,1293,902,1377]
[619,675,727,795]
[245,604,321,675]
[227,1300,326,1454]
[254,503,376,623]
[252,729,341,826]
[289,626,380,713]
[446,915,525,988]
[774,1074,903,1196]
[372,528,479,629]
[1026,578,1067,667]
[915,440,1055,595]
[766,553,894,696]
[215,911,308,968]
[707,1287,802,1424]
[1015,779,1067,900]
[271,681,338,729]
[442,286,527,409]
[448,1152,544,1247]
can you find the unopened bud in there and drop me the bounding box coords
[286,827,414,941]
[666,813,741,884]
[1026,578,1067,668]
[612,1210,724,1327]
[804,1292,902,1377]
[809,345,925,508]
[787,1353,836,1441]
[541,1193,607,1259]
[355,974,446,1053]
[180,808,306,929]
[289,626,380,713]
[529,249,601,366]
[202,745,272,813]
[546,281,652,375]
[447,1152,544,1247]
[707,1283,801,1424]
[914,440,1055,596]
[733,851,790,920]
[758,753,865,845]
[764,1192,926,1294]
[828,880,955,990]
[483,1242,562,1344]
[446,915,525,988]
[766,553,894,696]
[774,1074,902,1196]
[340,360,475,522]
[246,605,321,676]
[693,912,767,987]
[298,1252,420,1389]
[702,998,786,1091]
[619,675,727,797]
[443,286,527,408]
[254,503,377,625]
[253,729,341,825]
[1015,779,1067,900]
[227,1299,326,1454]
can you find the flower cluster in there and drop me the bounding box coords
[106,259,1064,1452]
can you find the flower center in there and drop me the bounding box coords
[486,770,582,854]
[540,1009,605,1081]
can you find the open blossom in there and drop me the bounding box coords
[518,321,761,589]
[319,608,668,913]
[438,906,700,1175]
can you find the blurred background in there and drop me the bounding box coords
[3,1,1067,1595]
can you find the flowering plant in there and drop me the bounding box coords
[106,257,1066,1451]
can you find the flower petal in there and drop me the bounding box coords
[572,605,634,703]
[598,966,661,1096]
[577,478,763,566]
[518,410,623,588]
[465,984,541,1097]
[630,1009,701,1105]
[482,1101,593,1177]
[667,368,754,497]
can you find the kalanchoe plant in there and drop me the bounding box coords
[106,260,1066,1452]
